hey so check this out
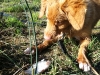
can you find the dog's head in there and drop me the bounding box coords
[39,0,87,40]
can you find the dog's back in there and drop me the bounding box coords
[83,0,100,28]
[93,0,100,5]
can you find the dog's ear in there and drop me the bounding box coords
[60,0,86,30]
[39,0,47,18]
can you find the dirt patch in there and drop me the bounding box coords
[0,24,44,74]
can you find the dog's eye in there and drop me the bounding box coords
[55,20,62,26]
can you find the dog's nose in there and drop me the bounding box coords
[44,34,52,40]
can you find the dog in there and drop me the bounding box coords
[24,0,100,72]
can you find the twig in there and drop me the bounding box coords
[13,64,29,75]
[82,50,99,75]
[0,27,14,34]
[58,39,99,75]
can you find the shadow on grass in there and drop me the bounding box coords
[57,31,100,75]
[95,62,100,74]
[92,33,100,74]
[0,44,31,75]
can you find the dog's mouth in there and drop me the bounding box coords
[44,29,57,40]
[44,13,69,40]
[44,28,64,40]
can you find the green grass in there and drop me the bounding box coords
[5,16,23,27]
[96,21,100,26]
[40,36,100,75]
[0,16,25,35]
[0,0,40,12]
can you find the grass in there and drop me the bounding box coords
[41,36,100,75]
[0,0,100,75]
[0,0,40,12]
[96,21,100,26]
[0,16,25,35]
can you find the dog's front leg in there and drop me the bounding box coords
[24,38,57,55]
[77,37,91,72]
[24,32,63,55]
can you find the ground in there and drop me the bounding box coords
[0,19,100,75]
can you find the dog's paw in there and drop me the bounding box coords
[79,62,90,72]
[24,48,35,55]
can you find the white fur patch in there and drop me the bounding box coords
[79,62,84,69]
[24,48,34,55]
[83,63,90,72]
[79,62,90,72]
